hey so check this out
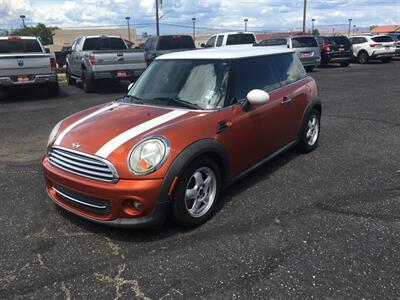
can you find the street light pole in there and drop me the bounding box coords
[353,24,356,36]
[312,18,315,34]
[244,18,248,31]
[125,17,131,43]
[348,18,352,37]
[20,15,26,28]
[302,0,307,34]
[155,0,160,36]
[192,18,196,44]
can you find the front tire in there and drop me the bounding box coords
[169,157,221,228]
[304,66,314,72]
[66,66,75,85]
[296,109,321,153]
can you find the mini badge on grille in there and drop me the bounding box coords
[72,142,80,149]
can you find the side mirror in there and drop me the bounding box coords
[45,48,50,53]
[243,89,270,111]
[128,82,134,91]
[200,43,206,48]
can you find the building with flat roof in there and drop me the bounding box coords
[47,28,138,52]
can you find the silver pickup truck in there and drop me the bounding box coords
[66,35,146,93]
[0,36,59,96]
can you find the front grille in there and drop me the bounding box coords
[49,146,118,183]
[52,182,111,215]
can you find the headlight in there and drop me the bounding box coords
[47,121,62,146]
[128,137,169,175]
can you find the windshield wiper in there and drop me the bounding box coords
[115,95,144,104]
[151,97,203,110]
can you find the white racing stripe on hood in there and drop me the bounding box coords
[54,103,119,145]
[95,110,189,158]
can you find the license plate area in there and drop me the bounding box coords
[339,48,345,52]
[302,52,312,57]
[17,76,30,82]
[116,71,127,78]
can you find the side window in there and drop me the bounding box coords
[216,35,224,47]
[144,38,151,50]
[75,38,82,50]
[205,36,216,48]
[360,37,368,43]
[272,53,306,86]
[151,38,158,50]
[231,56,281,102]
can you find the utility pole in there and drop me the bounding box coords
[244,18,248,31]
[348,18,352,37]
[20,15,26,28]
[155,0,160,36]
[302,0,307,34]
[125,17,131,43]
[311,18,315,34]
[192,18,196,44]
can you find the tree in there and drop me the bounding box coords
[312,29,320,36]
[12,23,59,45]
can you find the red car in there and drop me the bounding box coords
[42,47,321,228]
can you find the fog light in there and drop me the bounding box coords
[122,199,144,217]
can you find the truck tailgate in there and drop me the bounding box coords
[0,53,52,77]
[91,50,146,72]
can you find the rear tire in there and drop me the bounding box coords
[304,66,314,72]
[296,109,321,153]
[169,156,221,228]
[82,69,95,93]
[47,82,60,97]
[357,51,369,64]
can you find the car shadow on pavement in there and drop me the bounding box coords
[0,86,69,103]
[54,148,300,242]
[75,80,130,94]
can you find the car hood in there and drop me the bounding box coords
[53,102,202,160]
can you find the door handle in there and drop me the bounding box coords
[282,96,292,104]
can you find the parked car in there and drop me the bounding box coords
[258,35,320,72]
[0,36,59,96]
[144,35,196,65]
[316,35,352,67]
[388,33,400,56]
[66,35,147,93]
[349,35,396,64]
[202,32,257,48]
[42,47,321,229]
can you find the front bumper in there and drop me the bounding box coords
[0,74,57,87]
[42,156,169,228]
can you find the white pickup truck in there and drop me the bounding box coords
[0,36,59,96]
[66,35,147,93]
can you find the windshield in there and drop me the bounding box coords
[128,60,230,110]
[158,36,195,50]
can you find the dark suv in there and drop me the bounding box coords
[316,36,352,67]
[144,35,196,65]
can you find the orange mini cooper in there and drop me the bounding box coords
[42,47,321,228]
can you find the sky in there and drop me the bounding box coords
[0,0,399,35]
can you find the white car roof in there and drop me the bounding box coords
[212,31,255,36]
[0,36,38,40]
[157,46,294,60]
[84,35,122,39]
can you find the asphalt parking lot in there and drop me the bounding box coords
[1,60,400,299]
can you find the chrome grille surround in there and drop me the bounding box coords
[48,146,119,183]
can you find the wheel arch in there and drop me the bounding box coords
[297,96,322,139]
[158,139,230,204]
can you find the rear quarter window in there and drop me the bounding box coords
[226,34,255,45]
[272,53,306,86]
[0,39,42,53]
[158,36,195,50]
[371,36,393,43]
[291,37,318,48]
